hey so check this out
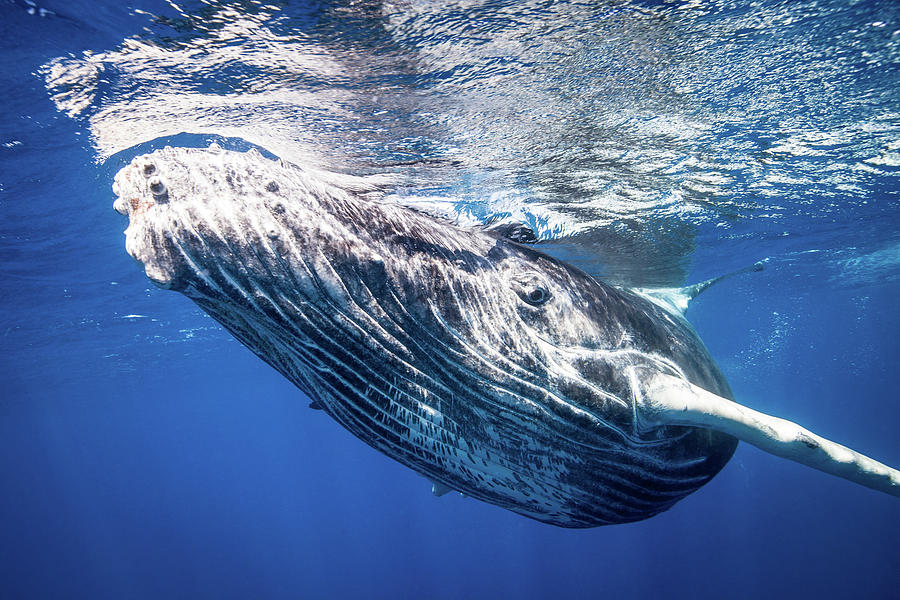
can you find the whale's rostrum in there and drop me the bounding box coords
[112,145,899,527]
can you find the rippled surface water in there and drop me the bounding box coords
[2,1,900,599]
[40,0,900,283]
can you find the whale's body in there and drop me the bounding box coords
[113,145,899,527]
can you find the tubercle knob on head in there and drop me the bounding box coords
[148,177,168,201]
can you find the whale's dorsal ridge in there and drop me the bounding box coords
[481,215,539,244]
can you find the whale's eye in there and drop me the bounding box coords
[511,273,552,306]
[526,288,549,304]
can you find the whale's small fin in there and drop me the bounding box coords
[308,400,324,410]
[680,259,767,303]
[634,370,900,499]
[431,481,454,497]
[634,259,767,316]
[484,219,538,244]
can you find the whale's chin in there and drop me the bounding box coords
[117,206,184,292]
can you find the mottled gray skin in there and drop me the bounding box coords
[114,145,737,527]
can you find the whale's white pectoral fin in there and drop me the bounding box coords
[637,371,900,498]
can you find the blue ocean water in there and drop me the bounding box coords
[2,0,899,598]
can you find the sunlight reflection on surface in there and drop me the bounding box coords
[42,0,900,285]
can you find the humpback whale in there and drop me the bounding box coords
[113,145,899,527]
